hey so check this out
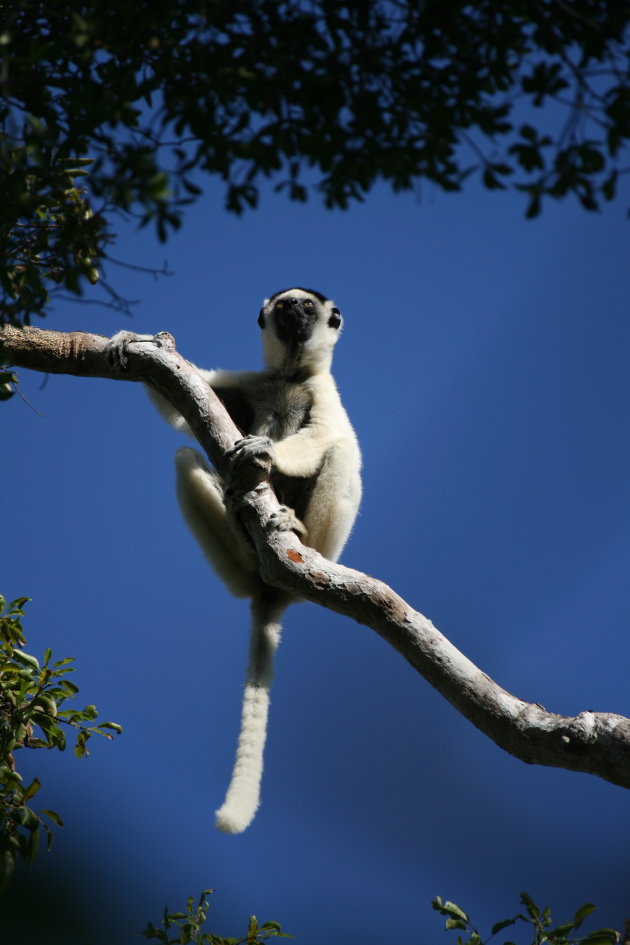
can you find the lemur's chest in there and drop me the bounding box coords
[249,379,312,441]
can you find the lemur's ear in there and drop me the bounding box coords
[328,308,341,329]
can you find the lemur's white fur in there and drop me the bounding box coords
[108,288,362,833]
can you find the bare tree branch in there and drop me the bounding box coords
[3,323,630,790]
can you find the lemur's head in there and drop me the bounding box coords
[258,288,342,374]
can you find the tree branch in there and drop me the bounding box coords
[3,323,630,790]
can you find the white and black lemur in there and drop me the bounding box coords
[108,288,362,834]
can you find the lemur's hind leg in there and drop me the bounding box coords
[175,447,259,599]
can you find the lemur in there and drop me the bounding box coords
[108,288,362,833]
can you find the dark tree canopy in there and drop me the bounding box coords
[1,0,629,323]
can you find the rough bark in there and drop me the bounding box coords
[3,322,630,790]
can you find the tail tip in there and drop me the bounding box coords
[215,803,254,835]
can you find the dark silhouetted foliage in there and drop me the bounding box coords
[1,1,629,321]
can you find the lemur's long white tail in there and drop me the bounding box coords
[215,596,283,834]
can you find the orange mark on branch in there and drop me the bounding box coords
[286,549,304,563]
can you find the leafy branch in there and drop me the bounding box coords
[143,889,292,945]
[0,594,122,887]
[432,893,620,945]
[2,1,630,324]
[0,147,108,325]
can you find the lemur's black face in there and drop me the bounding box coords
[258,289,341,339]
[270,295,318,344]
[258,288,342,371]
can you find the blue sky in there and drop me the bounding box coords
[2,165,629,943]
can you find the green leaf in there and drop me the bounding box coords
[12,649,40,670]
[547,922,574,937]
[23,777,42,801]
[27,824,41,864]
[446,919,469,931]
[43,824,55,852]
[580,930,619,945]
[40,809,64,827]
[519,893,540,920]
[74,731,90,758]
[491,918,518,936]
[443,902,469,922]
[7,597,29,613]
[142,925,169,943]
[573,904,596,930]
[53,657,76,669]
